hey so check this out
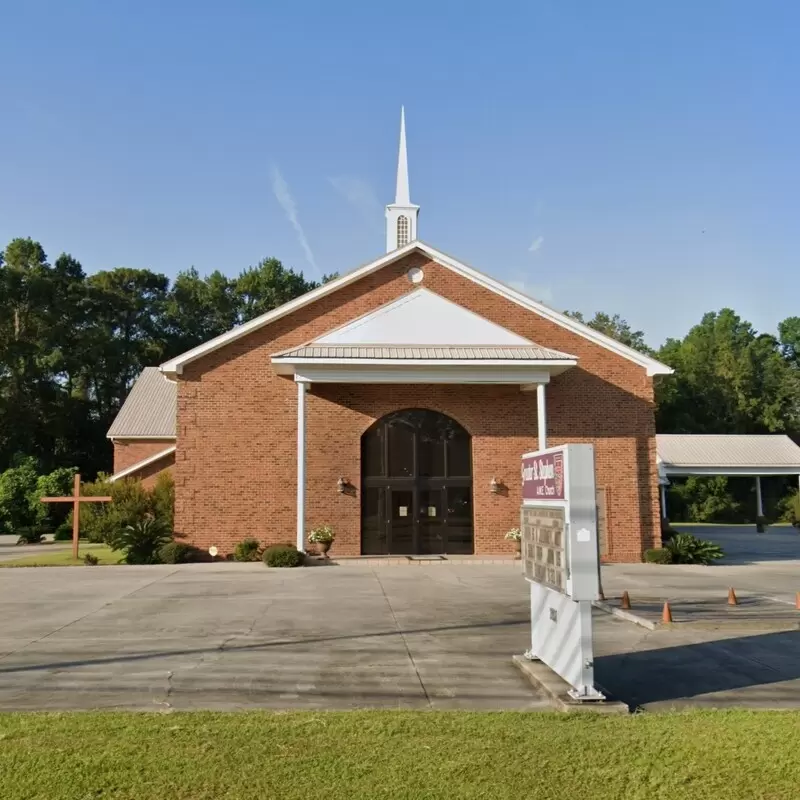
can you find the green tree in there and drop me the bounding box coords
[564,310,652,354]
[234,257,319,322]
[778,316,800,364]
[163,268,238,357]
[656,309,800,435]
[668,476,742,523]
[83,268,170,422]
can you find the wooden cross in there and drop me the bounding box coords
[41,473,112,559]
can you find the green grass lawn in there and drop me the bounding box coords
[0,711,798,799]
[0,543,120,567]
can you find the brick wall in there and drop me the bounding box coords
[113,439,175,472]
[174,252,661,562]
[112,439,175,488]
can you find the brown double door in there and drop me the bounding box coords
[361,409,473,556]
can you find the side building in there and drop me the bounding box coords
[107,367,177,487]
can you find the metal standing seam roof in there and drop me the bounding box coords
[656,434,800,469]
[106,367,177,438]
[273,344,576,361]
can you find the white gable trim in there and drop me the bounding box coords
[159,241,672,376]
[109,446,176,483]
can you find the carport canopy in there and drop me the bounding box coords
[656,434,800,519]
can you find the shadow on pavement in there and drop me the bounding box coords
[596,628,800,708]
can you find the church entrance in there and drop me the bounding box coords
[361,409,474,555]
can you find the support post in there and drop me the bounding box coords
[296,380,307,552]
[660,484,668,519]
[72,472,80,560]
[755,475,763,519]
[536,383,547,450]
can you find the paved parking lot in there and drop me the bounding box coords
[0,563,552,711]
[1,527,800,713]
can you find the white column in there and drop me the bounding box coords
[296,380,308,552]
[536,383,547,450]
[755,475,763,518]
[660,484,668,518]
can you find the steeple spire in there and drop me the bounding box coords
[395,106,410,205]
[385,106,420,252]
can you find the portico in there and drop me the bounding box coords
[271,288,577,553]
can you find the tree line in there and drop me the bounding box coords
[1,236,798,522]
[0,237,333,478]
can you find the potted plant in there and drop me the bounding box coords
[505,527,522,559]
[308,525,335,557]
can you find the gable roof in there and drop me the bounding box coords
[159,241,672,377]
[107,367,177,439]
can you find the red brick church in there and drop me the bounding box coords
[108,111,671,562]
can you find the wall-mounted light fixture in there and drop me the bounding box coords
[490,476,500,494]
[337,477,347,494]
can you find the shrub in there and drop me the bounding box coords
[53,522,73,541]
[80,477,174,545]
[83,553,99,566]
[791,492,800,529]
[159,541,202,564]
[0,457,77,536]
[262,544,305,568]
[151,472,175,532]
[644,548,672,564]
[233,538,262,562]
[0,457,40,535]
[112,516,172,564]
[15,526,44,545]
[664,533,724,565]
[79,478,150,543]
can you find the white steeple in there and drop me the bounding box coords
[385,106,419,252]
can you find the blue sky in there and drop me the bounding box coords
[1,1,798,346]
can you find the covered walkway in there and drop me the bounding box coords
[656,434,800,520]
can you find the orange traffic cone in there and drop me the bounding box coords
[621,591,631,610]
[662,601,673,624]
[728,587,738,606]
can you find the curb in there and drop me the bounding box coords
[512,655,629,714]
[593,600,658,631]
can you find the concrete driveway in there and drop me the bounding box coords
[0,563,550,712]
[2,558,800,712]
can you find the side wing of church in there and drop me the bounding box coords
[110,110,671,562]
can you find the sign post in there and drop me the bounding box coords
[520,443,604,700]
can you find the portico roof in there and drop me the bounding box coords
[271,288,578,384]
[274,344,572,361]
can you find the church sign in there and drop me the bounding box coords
[519,443,605,701]
[521,450,565,501]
